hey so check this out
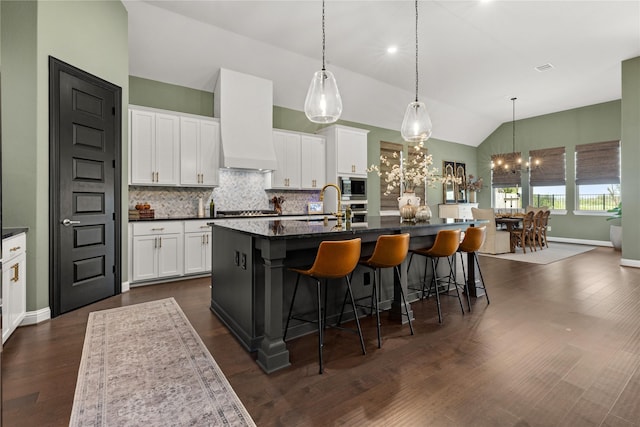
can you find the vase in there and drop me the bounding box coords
[398,191,420,211]
[468,191,476,203]
[415,203,432,222]
[400,199,417,221]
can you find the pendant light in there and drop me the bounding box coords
[401,0,432,143]
[304,0,342,124]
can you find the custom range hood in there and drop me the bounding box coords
[214,68,278,171]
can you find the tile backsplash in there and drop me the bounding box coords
[129,169,323,217]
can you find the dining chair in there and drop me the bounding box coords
[538,210,551,248]
[533,210,545,250]
[510,211,535,253]
[284,238,365,374]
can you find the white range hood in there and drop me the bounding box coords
[214,68,278,171]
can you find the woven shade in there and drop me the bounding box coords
[575,140,620,185]
[379,141,402,210]
[491,152,521,188]
[529,147,565,186]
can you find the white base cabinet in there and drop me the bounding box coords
[184,221,212,275]
[131,222,183,282]
[3,233,27,344]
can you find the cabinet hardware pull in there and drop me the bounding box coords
[159,237,162,248]
[154,237,157,249]
[10,246,21,252]
[151,228,165,231]
[206,234,209,244]
[200,225,209,229]
[202,235,205,244]
[11,263,19,282]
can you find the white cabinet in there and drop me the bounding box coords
[130,107,180,185]
[184,221,212,274]
[131,222,183,282]
[301,134,325,189]
[318,125,369,178]
[3,232,26,344]
[180,117,220,186]
[271,130,301,189]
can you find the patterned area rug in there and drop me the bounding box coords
[69,298,255,427]
[479,242,596,264]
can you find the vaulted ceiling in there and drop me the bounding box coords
[125,0,640,146]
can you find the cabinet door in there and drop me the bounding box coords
[205,232,212,272]
[9,253,26,332]
[336,127,368,176]
[157,233,183,278]
[284,133,301,188]
[155,113,180,185]
[199,120,220,186]
[184,232,207,275]
[130,109,156,185]
[271,131,289,188]
[180,116,200,185]
[301,135,325,189]
[132,235,158,282]
[2,265,9,343]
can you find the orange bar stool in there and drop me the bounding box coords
[408,229,463,324]
[340,233,414,349]
[284,238,365,374]
[457,226,489,311]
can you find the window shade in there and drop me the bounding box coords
[575,140,620,185]
[529,147,565,186]
[491,152,521,188]
[379,141,402,210]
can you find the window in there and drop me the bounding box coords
[491,152,522,211]
[529,147,566,209]
[575,140,620,211]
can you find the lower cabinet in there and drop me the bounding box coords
[131,220,212,284]
[2,232,27,344]
[184,221,212,275]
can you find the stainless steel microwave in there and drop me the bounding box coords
[339,177,366,200]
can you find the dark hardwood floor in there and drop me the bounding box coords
[4,247,640,426]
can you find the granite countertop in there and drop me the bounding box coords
[129,213,327,222]
[210,216,486,240]
[3,227,29,240]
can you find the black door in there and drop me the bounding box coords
[49,57,121,316]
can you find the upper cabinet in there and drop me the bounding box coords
[130,108,180,185]
[129,106,220,187]
[180,116,220,186]
[300,134,325,189]
[268,129,326,190]
[317,125,369,178]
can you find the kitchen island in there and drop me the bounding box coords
[210,216,486,373]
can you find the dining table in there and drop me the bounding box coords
[495,216,522,253]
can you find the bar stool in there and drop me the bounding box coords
[339,233,414,349]
[408,229,463,324]
[284,238,365,374]
[457,226,489,311]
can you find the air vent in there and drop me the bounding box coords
[535,63,554,72]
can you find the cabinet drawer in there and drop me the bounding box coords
[3,233,26,262]
[184,220,212,233]
[132,221,182,236]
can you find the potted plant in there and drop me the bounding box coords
[607,202,622,251]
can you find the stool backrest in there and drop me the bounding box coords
[459,226,486,253]
[308,238,362,279]
[367,233,410,268]
[428,229,461,257]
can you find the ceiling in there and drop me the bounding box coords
[125,0,640,146]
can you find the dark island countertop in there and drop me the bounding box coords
[3,227,29,240]
[209,216,486,240]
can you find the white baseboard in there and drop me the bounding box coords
[122,281,130,292]
[548,236,612,247]
[20,307,51,326]
[621,258,640,268]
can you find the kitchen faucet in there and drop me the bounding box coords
[320,183,343,227]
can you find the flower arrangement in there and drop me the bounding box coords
[464,174,484,192]
[367,141,443,196]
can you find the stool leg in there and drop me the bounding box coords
[316,279,324,374]
[473,252,490,304]
[395,265,414,335]
[448,255,465,315]
[346,275,367,356]
[284,273,301,341]
[459,252,472,312]
[373,268,382,348]
[430,257,443,324]
[337,271,355,326]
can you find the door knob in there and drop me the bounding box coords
[62,218,80,226]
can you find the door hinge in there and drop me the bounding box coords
[112,107,116,116]
[112,265,116,273]
[112,212,116,220]
[112,160,116,168]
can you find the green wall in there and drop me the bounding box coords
[621,57,640,261]
[2,0,129,312]
[130,76,213,117]
[477,100,622,243]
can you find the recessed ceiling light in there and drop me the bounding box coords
[386,46,398,54]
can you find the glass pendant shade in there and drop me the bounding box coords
[401,100,432,143]
[304,69,342,124]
